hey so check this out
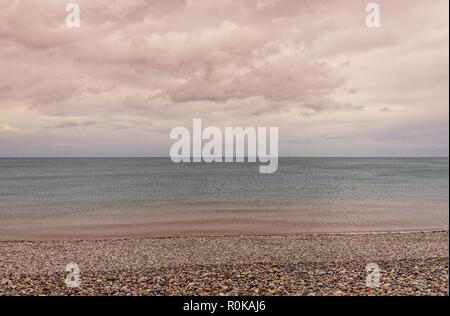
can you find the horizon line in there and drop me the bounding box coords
[0,156,448,159]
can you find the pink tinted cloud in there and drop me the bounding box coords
[0,0,448,156]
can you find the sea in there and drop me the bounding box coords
[0,158,448,239]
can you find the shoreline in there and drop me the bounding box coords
[0,230,448,296]
[1,218,448,241]
[0,228,448,242]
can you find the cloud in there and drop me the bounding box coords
[0,123,17,131]
[46,121,96,129]
[0,0,448,156]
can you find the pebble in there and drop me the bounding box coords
[0,231,447,296]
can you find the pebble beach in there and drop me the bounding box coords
[0,231,448,296]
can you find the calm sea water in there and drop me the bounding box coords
[0,158,448,239]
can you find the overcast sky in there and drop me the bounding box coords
[0,0,448,157]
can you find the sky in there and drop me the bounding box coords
[0,0,448,157]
